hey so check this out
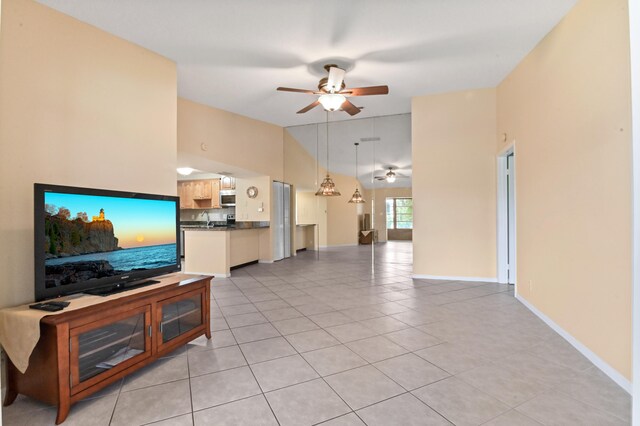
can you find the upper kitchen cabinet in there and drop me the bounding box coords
[179,181,194,209]
[179,179,221,209]
[193,180,212,200]
[220,176,236,190]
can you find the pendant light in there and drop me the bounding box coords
[316,113,341,196]
[348,142,365,203]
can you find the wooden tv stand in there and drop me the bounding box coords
[3,273,212,424]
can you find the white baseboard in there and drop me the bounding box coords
[319,243,359,248]
[516,295,631,394]
[411,274,498,283]
[258,260,274,264]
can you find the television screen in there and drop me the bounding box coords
[35,184,180,301]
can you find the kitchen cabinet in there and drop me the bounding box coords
[179,179,221,209]
[220,176,236,190]
[193,180,212,200]
[179,182,194,209]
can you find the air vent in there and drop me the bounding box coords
[360,137,380,142]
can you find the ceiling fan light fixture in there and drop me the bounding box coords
[318,93,346,111]
[386,170,397,183]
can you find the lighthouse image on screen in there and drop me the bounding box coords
[42,191,177,289]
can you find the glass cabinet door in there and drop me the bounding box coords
[157,289,205,350]
[69,305,151,393]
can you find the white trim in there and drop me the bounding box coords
[630,0,640,421]
[319,243,359,248]
[517,294,631,394]
[496,143,516,292]
[258,260,274,264]
[411,274,498,283]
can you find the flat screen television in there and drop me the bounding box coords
[34,183,181,301]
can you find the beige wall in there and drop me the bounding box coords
[412,88,497,279]
[178,98,284,180]
[0,0,177,308]
[325,173,364,247]
[497,0,632,379]
[235,176,271,222]
[362,187,412,242]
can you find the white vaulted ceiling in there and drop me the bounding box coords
[36,0,577,185]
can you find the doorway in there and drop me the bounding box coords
[497,146,516,288]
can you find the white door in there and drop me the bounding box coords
[272,181,284,261]
[284,183,291,258]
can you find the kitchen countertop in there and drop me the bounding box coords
[181,221,269,231]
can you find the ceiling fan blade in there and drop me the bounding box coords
[341,85,389,96]
[297,100,320,114]
[341,99,361,116]
[327,67,346,93]
[277,87,317,94]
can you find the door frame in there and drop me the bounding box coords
[496,143,516,291]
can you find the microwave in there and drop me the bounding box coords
[220,190,236,207]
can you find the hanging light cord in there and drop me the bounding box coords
[326,111,330,175]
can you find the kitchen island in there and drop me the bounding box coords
[182,222,270,277]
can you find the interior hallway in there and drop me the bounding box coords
[2,242,631,425]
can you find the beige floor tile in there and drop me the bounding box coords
[193,395,278,426]
[188,345,247,377]
[325,365,404,410]
[325,322,379,343]
[250,354,318,391]
[346,335,408,363]
[317,413,366,425]
[225,312,268,328]
[413,376,509,425]
[111,380,192,425]
[285,329,341,352]
[302,344,368,376]
[415,342,489,374]
[516,391,628,426]
[272,317,319,335]
[554,367,631,422]
[239,336,296,364]
[482,410,542,426]
[150,414,194,426]
[190,366,261,411]
[383,327,442,351]
[457,364,549,407]
[374,353,449,390]
[122,354,189,392]
[231,323,281,344]
[356,393,451,426]
[265,379,350,426]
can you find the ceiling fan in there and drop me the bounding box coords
[277,64,389,116]
[374,167,409,183]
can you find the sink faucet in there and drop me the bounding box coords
[200,211,212,228]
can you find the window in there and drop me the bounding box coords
[386,198,413,229]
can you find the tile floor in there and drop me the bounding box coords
[2,242,631,425]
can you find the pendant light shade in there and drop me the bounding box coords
[316,114,341,197]
[348,142,366,203]
[316,175,342,196]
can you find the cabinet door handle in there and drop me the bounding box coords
[148,325,152,337]
[159,323,163,334]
